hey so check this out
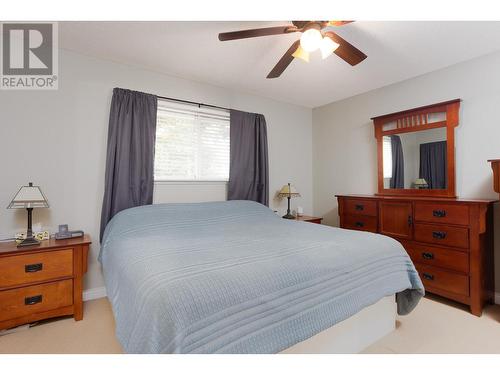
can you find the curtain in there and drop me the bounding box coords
[390,135,405,189]
[228,109,269,206]
[100,88,158,241]
[419,141,447,189]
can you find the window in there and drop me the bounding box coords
[154,99,230,181]
[383,136,393,179]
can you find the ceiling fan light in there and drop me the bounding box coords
[300,28,322,52]
[292,45,309,62]
[320,37,340,59]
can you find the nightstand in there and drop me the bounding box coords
[295,215,323,224]
[0,235,91,330]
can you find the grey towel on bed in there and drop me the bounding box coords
[99,200,424,353]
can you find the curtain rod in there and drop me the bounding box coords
[156,95,231,112]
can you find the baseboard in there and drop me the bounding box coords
[83,286,107,301]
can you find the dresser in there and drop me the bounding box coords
[0,235,91,330]
[337,195,495,316]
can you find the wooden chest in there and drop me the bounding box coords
[337,195,495,316]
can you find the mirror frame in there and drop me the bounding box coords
[372,99,460,198]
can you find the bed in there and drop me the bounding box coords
[99,200,423,354]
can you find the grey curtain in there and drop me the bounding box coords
[228,109,269,206]
[390,135,405,189]
[419,141,447,189]
[100,88,158,241]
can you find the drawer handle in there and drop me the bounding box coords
[25,295,43,305]
[355,204,364,211]
[422,273,434,281]
[25,263,43,273]
[433,209,446,217]
[432,231,447,239]
[355,221,364,228]
[422,252,434,260]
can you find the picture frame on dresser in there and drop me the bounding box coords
[336,100,497,316]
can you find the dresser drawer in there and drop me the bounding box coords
[343,199,377,217]
[414,202,469,225]
[0,279,73,321]
[0,249,73,289]
[404,242,469,273]
[416,264,469,297]
[342,214,378,232]
[414,223,469,249]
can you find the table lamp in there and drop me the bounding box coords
[414,178,429,189]
[278,183,301,219]
[7,182,49,247]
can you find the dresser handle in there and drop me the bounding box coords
[422,273,434,281]
[355,204,364,211]
[25,263,43,273]
[433,209,446,217]
[355,221,364,228]
[422,252,434,260]
[408,215,413,227]
[432,231,447,239]
[25,295,43,305]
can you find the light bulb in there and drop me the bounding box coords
[300,28,322,52]
[292,45,309,62]
[320,37,340,59]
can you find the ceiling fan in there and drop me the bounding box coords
[218,21,367,79]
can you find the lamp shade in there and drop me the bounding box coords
[278,184,301,198]
[414,178,428,186]
[7,182,49,209]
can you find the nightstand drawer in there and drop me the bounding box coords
[0,249,73,289]
[0,279,73,321]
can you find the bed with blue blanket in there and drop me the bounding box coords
[99,200,423,354]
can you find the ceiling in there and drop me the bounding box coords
[59,21,500,108]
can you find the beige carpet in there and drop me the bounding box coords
[0,295,498,354]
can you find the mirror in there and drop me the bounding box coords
[382,128,447,190]
[373,99,460,198]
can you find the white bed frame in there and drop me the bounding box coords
[280,295,396,354]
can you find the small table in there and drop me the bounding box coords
[294,215,323,224]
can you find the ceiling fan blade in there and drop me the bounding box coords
[324,31,367,66]
[327,21,354,27]
[218,26,297,41]
[267,40,300,79]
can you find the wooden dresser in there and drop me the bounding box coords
[0,235,91,330]
[337,195,495,316]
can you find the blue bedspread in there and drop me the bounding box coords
[99,200,423,353]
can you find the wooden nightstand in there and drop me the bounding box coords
[0,235,91,330]
[295,215,323,224]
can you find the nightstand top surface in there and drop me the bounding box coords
[295,215,323,221]
[0,234,91,256]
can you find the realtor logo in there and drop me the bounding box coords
[1,22,58,89]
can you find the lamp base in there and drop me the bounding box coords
[17,237,40,248]
[282,213,296,219]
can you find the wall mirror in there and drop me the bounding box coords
[373,99,460,198]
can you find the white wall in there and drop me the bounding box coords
[312,50,500,293]
[0,49,313,291]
